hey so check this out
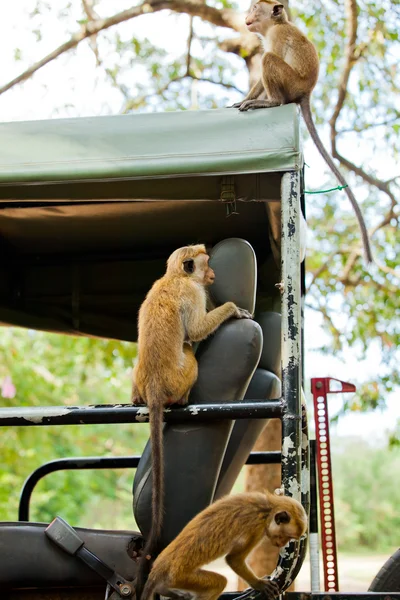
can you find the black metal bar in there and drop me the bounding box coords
[18,451,282,522]
[18,456,141,521]
[284,403,309,585]
[0,400,282,427]
[219,592,400,600]
[246,451,282,465]
[285,595,400,600]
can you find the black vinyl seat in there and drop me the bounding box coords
[0,238,281,590]
[0,522,138,589]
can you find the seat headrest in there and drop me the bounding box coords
[209,238,257,314]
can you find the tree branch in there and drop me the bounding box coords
[82,0,101,65]
[329,0,358,133]
[328,0,398,207]
[186,16,194,75]
[327,0,399,279]
[328,0,393,200]
[122,73,243,112]
[338,111,400,134]
[0,0,240,97]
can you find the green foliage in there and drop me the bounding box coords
[0,327,148,528]
[333,438,400,551]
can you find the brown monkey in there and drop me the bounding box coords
[140,490,307,600]
[232,0,373,264]
[132,244,252,593]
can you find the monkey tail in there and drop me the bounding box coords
[140,573,158,600]
[300,96,373,264]
[136,400,164,599]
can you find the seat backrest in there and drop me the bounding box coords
[132,238,262,549]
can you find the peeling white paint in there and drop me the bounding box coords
[281,172,301,372]
[0,406,71,423]
[189,405,199,416]
[271,566,284,578]
[287,476,301,499]
[279,546,291,559]
[282,434,295,457]
[135,407,150,422]
[301,465,310,495]
[302,432,308,450]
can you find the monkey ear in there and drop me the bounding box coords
[183,259,195,274]
[274,487,284,496]
[272,4,284,16]
[275,510,291,525]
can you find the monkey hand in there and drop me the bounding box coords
[234,307,253,319]
[252,577,280,600]
[228,101,244,109]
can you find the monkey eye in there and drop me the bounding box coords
[183,259,195,274]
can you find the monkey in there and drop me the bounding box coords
[231,0,373,264]
[140,489,308,600]
[132,244,253,595]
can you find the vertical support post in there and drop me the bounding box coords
[271,170,303,591]
[309,439,321,592]
[281,170,302,501]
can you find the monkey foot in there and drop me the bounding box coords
[132,396,145,406]
[239,100,281,111]
[175,396,189,406]
[161,591,193,600]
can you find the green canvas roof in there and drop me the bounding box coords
[0,105,302,339]
[0,104,301,189]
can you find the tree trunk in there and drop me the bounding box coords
[237,420,295,591]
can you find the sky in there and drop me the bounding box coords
[0,1,398,443]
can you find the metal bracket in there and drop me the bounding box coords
[220,176,238,216]
[311,377,356,593]
[45,517,134,598]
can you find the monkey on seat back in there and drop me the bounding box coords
[132,244,252,595]
[140,490,308,600]
[232,0,372,264]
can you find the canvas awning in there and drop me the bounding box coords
[0,104,301,191]
[0,105,302,339]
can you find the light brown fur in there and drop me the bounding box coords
[132,244,252,594]
[141,490,307,600]
[232,0,372,263]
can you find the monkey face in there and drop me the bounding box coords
[245,1,285,34]
[267,507,307,548]
[195,253,215,286]
[182,252,215,286]
[202,255,216,286]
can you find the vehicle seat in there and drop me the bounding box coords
[0,522,139,589]
[133,238,263,548]
[214,311,281,499]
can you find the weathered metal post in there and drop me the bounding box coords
[273,170,304,589]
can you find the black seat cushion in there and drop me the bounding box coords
[214,311,282,500]
[0,522,141,588]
